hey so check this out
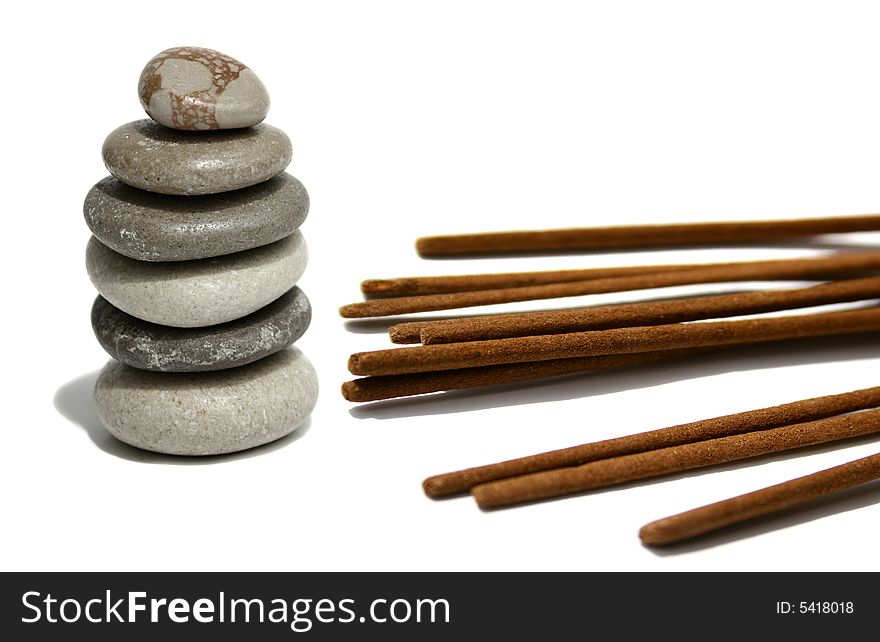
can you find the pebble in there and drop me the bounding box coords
[102,120,292,195]
[138,46,270,130]
[86,231,307,327]
[83,173,309,261]
[91,287,311,372]
[95,347,318,455]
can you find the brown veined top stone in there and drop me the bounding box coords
[102,120,292,195]
[91,286,311,372]
[138,46,270,130]
[83,173,309,261]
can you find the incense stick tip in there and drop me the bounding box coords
[347,353,367,375]
[359,279,385,292]
[422,475,467,498]
[638,520,677,547]
[360,279,403,299]
[339,303,370,319]
[341,381,359,402]
[388,324,421,344]
[470,483,503,510]
[422,476,443,498]
[414,237,431,256]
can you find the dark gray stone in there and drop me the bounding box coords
[84,173,309,261]
[91,287,311,372]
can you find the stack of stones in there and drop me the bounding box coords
[84,47,318,456]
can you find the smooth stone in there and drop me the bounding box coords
[138,46,270,130]
[95,347,318,456]
[83,173,309,261]
[86,231,307,327]
[102,120,292,195]
[91,286,311,372]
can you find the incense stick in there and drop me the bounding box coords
[639,451,880,546]
[363,263,720,298]
[415,215,880,257]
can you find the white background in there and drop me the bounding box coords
[2,0,879,571]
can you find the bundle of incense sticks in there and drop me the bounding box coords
[425,387,880,543]
[342,217,880,402]
[342,281,880,401]
[342,217,880,544]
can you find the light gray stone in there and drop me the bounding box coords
[86,231,307,327]
[102,120,292,195]
[94,347,318,456]
[83,173,309,261]
[138,46,270,130]
[91,287,311,372]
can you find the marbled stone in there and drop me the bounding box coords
[91,287,311,372]
[83,173,309,261]
[86,231,307,327]
[95,347,318,456]
[138,46,270,130]
[102,120,292,195]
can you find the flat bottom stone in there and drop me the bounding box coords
[94,347,318,455]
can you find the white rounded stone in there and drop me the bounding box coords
[95,347,318,456]
[86,231,307,327]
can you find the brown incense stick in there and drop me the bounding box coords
[471,409,880,509]
[639,451,880,546]
[423,386,880,497]
[340,250,880,318]
[388,276,880,345]
[363,263,720,298]
[342,348,711,403]
[349,306,880,376]
[415,215,880,257]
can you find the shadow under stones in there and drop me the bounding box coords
[53,370,310,464]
